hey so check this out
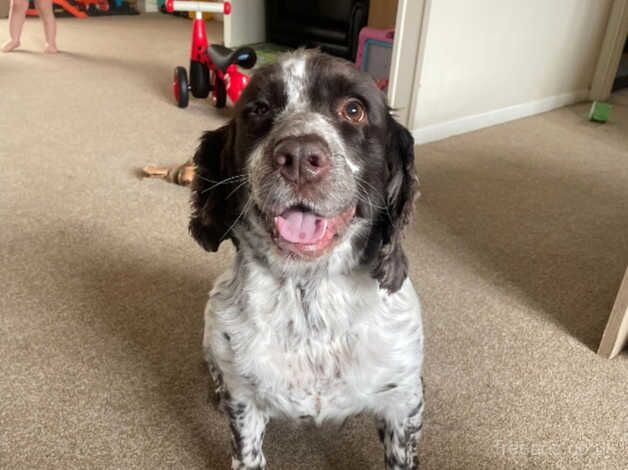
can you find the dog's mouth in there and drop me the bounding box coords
[272,204,355,258]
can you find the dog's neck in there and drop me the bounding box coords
[229,246,379,340]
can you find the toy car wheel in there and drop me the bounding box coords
[190,61,210,98]
[211,70,226,108]
[173,66,189,108]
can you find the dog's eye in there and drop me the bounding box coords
[250,101,270,116]
[339,99,366,124]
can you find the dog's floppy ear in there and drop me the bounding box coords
[189,122,238,252]
[372,114,419,293]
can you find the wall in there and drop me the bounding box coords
[224,0,265,47]
[410,0,613,142]
[137,0,159,13]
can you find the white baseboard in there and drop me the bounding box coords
[411,89,590,145]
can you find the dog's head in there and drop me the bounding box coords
[190,50,418,293]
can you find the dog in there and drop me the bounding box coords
[189,50,424,470]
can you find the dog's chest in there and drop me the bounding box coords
[206,265,422,422]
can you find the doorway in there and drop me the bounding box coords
[611,38,628,91]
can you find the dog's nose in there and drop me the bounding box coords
[273,135,330,184]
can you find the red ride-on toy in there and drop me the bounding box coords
[165,0,257,109]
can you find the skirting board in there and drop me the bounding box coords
[412,89,590,145]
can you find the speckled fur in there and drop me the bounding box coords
[191,50,424,469]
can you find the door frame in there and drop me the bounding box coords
[387,0,429,128]
[598,268,628,358]
[590,0,628,101]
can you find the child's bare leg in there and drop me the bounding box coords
[35,0,57,53]
[2,0,29,52]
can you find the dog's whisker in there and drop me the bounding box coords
[196,173,247,185]
[356,177,392,223]
[194,174,218,184]
[354,175,383,199]
[200,174,248,194]
[257,180,275,216]
[359,193,379,217]
[355,182,387,214]
[219,197,253,242]
[225,179,250,200]
[356,186,386,211]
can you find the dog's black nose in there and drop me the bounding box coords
[273,135,330,184]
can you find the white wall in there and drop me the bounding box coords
[137,0,159,12]
[411,0,613,143]
[224,0,265,47]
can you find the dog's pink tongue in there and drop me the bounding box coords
[276,209,327,244]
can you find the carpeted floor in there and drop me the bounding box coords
[1,14,627,470]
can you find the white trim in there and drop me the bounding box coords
[406,0,431,132]
[590,0,628,101]
[598,267,628,359]
[411,89,590,145]
[388,0,428,127]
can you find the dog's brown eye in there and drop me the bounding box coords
[339,99,366,124]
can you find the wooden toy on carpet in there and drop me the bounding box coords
[142,161,195,186]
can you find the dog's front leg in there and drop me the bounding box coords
[376,392,424,470]
[225,398,269,470]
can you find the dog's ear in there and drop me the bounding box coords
[189,122,239,252]
[372,114,419,293]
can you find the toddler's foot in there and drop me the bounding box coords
[1,39,20,53]
[44,43,58,54]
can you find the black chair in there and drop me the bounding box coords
[266,0,369,60]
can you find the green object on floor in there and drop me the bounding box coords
[588,101,612,122]
[245,42,293,67]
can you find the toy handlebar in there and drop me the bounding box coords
[165,0,231,14]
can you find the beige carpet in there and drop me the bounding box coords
[1,14,627,470]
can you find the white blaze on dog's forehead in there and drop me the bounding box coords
[282,56,307,107]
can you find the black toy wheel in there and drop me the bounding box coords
[211,70,226,108]
[190,60,210,98]
[173,66,189,108]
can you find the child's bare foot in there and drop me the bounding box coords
[1,39,20,53]
[44,43,58,54]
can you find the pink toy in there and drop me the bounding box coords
[355,27,394,91]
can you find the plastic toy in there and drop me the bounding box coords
[588,101,612,123]
[26,0,136,18]
[26,0,88,18]
[165,0,257,108]
[355,27,394,91]
[74,0,110,13]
